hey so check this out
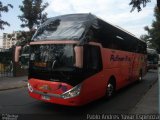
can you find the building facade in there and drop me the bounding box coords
[2,31,21,49]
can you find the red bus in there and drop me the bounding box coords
[15,13,147,106]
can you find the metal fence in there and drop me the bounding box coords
[0,48,13,77]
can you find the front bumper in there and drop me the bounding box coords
[28,78,83,106]
[29,90,82,106]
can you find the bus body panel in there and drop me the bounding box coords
[29,91,82,106]
[79,71,106,104]
[28,78,83,106]
[101,48,146,90]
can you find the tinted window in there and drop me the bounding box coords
[84,45,102,71]
[93,20,146,54]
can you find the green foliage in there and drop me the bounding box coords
[129,0,160,12]
[0,1,13,29]
[18,0,48,30]
[142,7,160,53]
[129,0,151,12]
[16,30,35,46]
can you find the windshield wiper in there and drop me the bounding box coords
[52,60,57,69]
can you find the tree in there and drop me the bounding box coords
[18,0,48,44]
[0,1,13,29]
[129,0,160,12]
[142,7,160,53]
[140,35,153,48]
[18,0,48,31]
[16,30,35,46]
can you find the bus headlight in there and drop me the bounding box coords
[28,83,33,92]
[61,84,81,99]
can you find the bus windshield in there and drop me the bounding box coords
[30,44,75,71]
[32,19,85,41]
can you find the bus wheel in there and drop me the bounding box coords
[106,79,115,98]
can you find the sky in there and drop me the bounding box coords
[0,0,157,46]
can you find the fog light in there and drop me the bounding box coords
[28,83,33,92]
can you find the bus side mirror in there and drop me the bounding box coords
[74,46,83,68]
[14,46,22,62]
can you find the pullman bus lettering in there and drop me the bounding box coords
[110,55,131,62]
[14,13,147,106]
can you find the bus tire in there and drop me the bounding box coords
[106,78,116,98]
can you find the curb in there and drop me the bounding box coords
[0,82,27,91]
[130,78,158,113]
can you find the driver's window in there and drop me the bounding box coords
[84,45,102,71]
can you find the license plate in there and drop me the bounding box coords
[41,95,50,100]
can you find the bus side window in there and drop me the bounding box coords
[84,45,102,71]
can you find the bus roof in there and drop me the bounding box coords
[32,13,145,44]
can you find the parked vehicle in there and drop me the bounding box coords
[147,48,159,70]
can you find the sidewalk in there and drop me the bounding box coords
[0,76,27,91]
[131,67,159,114]
[131,81,158,114]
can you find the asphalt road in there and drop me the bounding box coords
[0,70,158,120]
